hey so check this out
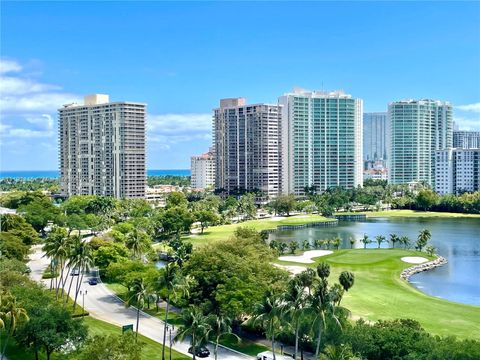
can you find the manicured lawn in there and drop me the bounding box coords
[84,317,190,360]
[276,249,480,339]
[220,334,269,356]
[184,214,335,246]
[367,209,480,218]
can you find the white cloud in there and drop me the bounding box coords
[456,103,480,113]
[147,113,213,149]
[0,76,61,96]
[25,114,54,130]
[1,92,80,113]
[453,116,480,131]
[148,113,212,135]
[0,59,77,146]
[0,59,22,74]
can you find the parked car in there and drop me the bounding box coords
[88,278,98,285]
[71,268,80,276]
[188,346,210,358]
[257,351,293,360]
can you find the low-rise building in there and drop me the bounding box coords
[191,149,215,189]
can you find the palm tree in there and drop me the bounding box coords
[332,237,341,250]
[425,245,436,257]
[301,239,310,250]
[317,262,330,280]
[360,234,371,249]
[174,306,210,360]
[126,229,151,260]
[416,229,431,252]
[158,264,192,360]
[281,278,309,359]
[43,226,71,299]
[400,236,411,249]
[278,242,288,255]
[339,271,355,293]
[0,293,29,359]
[320,344,356,360]
[206,314,240,360]
[375,235,386,248]
[127,278,148,341]
[70,240,94,311]
[310,278,344,359]
[389,234,399,248]
[288,241,298,254]
[249,293,283,360]
[298,268,317,295]
[349,238,355,249]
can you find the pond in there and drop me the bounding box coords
[269,217,480,306]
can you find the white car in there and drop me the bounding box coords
[256,351,293,360]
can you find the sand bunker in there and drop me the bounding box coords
[279,250,333,264]
[273,264,307,275]
[401,256,429,264]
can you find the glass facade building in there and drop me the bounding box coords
[363,112,388,165]
[388,99,452,186]
[279,89,363,195]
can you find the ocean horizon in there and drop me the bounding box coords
[0,169,191,179]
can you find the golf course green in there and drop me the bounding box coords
[184,210,480,340]
[276,249,480,339]
[184,214,335,246]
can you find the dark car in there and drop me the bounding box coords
[71,268,80,276]
[188,346,210,358]
[88,278,98,285]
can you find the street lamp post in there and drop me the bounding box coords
[169,326,172,360]
[79,289,87,318]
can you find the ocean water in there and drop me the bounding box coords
[0,169,190,179]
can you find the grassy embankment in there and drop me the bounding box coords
[185,210,480,247]
[184,214,335,246]
[367,209,480,218]
[3,316,190,360]
[276,249,480,339]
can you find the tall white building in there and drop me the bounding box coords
[453,131,480,149]
[279,89,363,195]
[191,149,215,189]
[59,94,146,198]
[435,148,480,195]
[213,98,282,199]
[388,99,453,186]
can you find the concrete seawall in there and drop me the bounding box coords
[400,256,448,281]
[263,219,338,234]
[333,214,367,221]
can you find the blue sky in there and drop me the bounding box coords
[1,1,479,170]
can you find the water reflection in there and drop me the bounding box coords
[269,217,480,305]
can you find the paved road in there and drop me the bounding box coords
[28,247,253,360]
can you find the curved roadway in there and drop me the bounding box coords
[28,245,252,360]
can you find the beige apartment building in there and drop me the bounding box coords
[191,149,215,189]
[59,94,146,198]
[213,98,282,199]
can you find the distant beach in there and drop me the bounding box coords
[0,169,191,179]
